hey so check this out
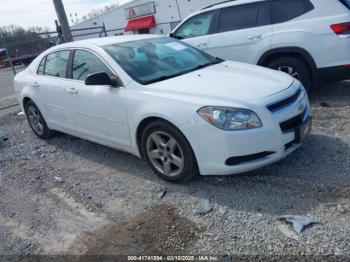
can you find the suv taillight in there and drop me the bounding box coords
[331,22,350,35]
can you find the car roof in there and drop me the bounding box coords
[51,34,164,50]
[200,0,266,12]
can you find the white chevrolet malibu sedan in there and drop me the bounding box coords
[14,35,311,182]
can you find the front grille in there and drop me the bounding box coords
[267,88,302,113]
[280,110,306,132]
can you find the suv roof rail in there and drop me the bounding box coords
[201,0,237,10]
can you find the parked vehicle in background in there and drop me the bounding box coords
[170,0,350,90]
[14,35,311,182]
[3,54,39,67]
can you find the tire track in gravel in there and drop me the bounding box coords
[0,178,109,254]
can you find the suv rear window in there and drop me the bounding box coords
[270,0,314,24]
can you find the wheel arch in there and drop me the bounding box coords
[22,96,32,107]
[257,47,317,80]
[135,116,194,160]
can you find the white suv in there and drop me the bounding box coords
[170,0,350,89]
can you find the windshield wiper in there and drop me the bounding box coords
[145,72,186,84]
[212,57,224,64]
[187,58,224,72]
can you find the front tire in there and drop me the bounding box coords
[24,100,54,139]
[141,121,198,182]
[268,57,312,90]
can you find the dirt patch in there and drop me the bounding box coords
[69,204,202,255]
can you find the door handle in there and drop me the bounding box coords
[66,88,78,95]
[33,82,40,88]
[248,35,262,40]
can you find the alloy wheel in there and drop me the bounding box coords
[27,105,44,136]
[146,131,184,177]
[277,65,300,79]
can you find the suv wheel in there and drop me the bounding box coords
[141,120,198,182]
[25,100,54,139]
[268,57,312,90]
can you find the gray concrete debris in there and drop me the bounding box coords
[277,224,300,241]
[54,177,64,183]
[197,198,212,215]
[157,190,167,199]
[278,215,321,234]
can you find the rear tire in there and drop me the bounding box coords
[24,100,54,139]
[141,120,198,182]
[267,57,312,91]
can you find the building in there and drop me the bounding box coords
[72,0,223,36]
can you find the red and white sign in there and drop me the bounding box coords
[126,2,156,19]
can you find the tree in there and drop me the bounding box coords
[0,25,51,58]
[82,3,119,21]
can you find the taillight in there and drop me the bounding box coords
[331,22,350,35]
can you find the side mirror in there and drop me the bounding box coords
[169,32,183,39]
[85,72,122,87]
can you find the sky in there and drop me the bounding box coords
[0,0,132,30]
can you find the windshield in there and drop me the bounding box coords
[103,37,223,85]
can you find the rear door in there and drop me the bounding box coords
[172,10,216,51]
[37,50,76,133]
[206,2,272,64]
[65,49,130,148]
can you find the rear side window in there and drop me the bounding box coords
[174,11,214,39]
[257,2,271,26]
[44,51,70,78]
[217,3,259,33]
[270,0,314,24]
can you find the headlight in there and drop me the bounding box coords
[198,106,262,130]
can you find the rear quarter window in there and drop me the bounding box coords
[270,0,314,24]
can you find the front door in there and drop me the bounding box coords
[65,49,131,148]
[173,10,215,52]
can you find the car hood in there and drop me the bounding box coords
[149,61,294,102]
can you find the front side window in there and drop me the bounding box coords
[72,50,113,81]
[103,37,223,85]
[44,51,70,78]
[217,3,259,33]
[173,11,214,39]
[270,0,314,24]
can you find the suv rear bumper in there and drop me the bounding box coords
[316,65,350,83]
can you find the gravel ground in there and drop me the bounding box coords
[0,81,349,259]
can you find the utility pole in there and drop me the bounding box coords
[175,0,182,21]
[53,0,73,42]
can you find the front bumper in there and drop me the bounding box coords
[181,86,311,176]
